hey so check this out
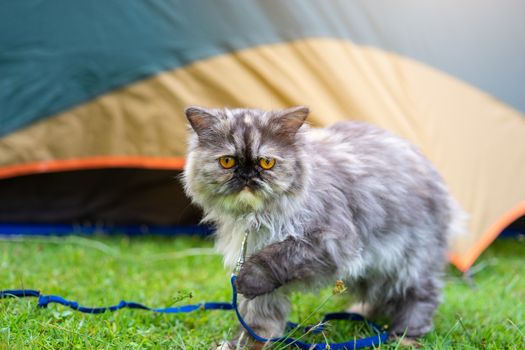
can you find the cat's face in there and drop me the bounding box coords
[183,106,309,215]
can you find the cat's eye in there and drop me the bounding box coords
[218,156,236,169]
[259,157,276,170]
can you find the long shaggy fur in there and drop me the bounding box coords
[182,106,465,344]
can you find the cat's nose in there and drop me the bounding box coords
[237,174,259,190]
[241,177,254,186]
[238,170,257,183]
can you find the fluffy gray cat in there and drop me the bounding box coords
[182,106,464,349]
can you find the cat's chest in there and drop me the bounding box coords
[215,222,281,269]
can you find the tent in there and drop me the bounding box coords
[1,1,524,272]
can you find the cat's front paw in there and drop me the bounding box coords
[236,259,280,299]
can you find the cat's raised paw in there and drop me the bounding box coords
[236,260,280,299]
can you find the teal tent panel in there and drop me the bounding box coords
[1,0,524,136]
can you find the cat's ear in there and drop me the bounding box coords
[185,106,217,136]
[275,106,309,135]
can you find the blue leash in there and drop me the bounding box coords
[1,233,388,348]
[0,289,233,313]
[230,275,388,349]
[0,277,387,349]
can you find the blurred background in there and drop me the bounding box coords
[1,0,524,272]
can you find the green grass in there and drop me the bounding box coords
[1,235,524,349]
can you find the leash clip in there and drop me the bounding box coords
[233,230,249,275]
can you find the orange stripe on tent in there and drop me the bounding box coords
[1,155,523,274]
[450,201,525,272]
[0,156,186,180]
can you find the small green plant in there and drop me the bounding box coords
[171,290,193,306]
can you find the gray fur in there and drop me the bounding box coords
[182,106,465,345]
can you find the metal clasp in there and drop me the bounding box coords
[233,231,249,275]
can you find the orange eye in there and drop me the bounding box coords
[259,157,276,170]
[218,156,236,169]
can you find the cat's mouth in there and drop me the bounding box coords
[241,186,253,193]
[232,186,264,211]
[234,180,259,193]
[216,182,266,213]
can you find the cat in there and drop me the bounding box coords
[182,106,465,349]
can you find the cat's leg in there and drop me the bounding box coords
[346,302,373,318]
[223,291,290,350]
[235,234,341,299]
[231,233,348,348]
[380,276,442,338]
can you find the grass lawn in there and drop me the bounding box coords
[1,235,524,349]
